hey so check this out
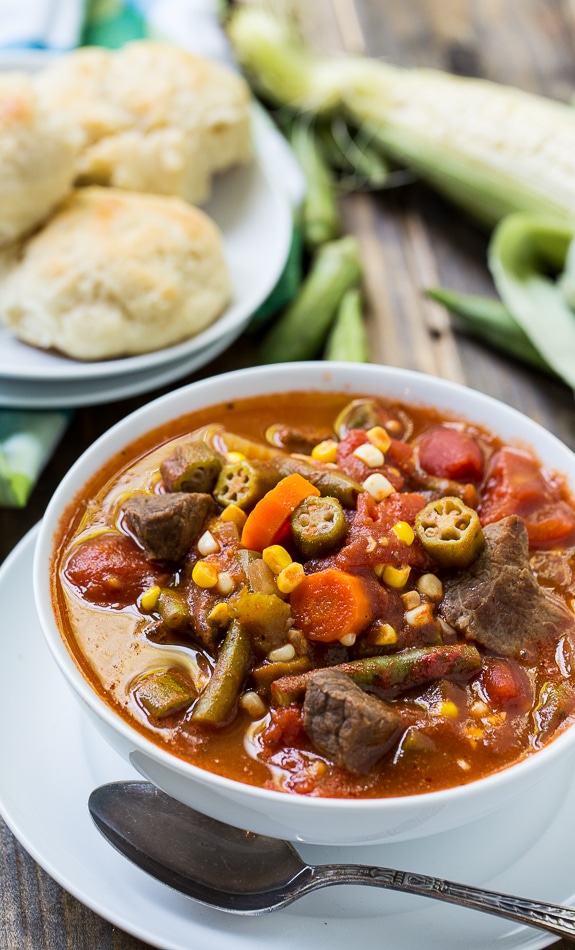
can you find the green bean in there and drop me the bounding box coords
[268,454,362,507]
[251,655,312,692]
[134,669,196,719]
[324,287,369,362]
[191,620,252,725]
[258,236,363,363]
[288,118,341,249]
[426,286,553,375]
[271,644,482,706]
[156,590,191,633]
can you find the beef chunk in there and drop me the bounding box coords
[303,668,401,774]
[530,548,575,593]
[122,492,215,562]
[441,515,572,656]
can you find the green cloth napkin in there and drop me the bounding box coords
[0,0,303,508]
[0,411,71,508]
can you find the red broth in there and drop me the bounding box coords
[51,392,575,798]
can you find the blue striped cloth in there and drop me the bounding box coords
[0,0,84,49]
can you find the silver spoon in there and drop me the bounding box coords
[89,780,575,940]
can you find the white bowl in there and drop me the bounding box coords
[33,362,575,845]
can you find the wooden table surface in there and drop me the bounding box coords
[3,0,575,947]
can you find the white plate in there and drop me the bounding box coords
[2,525,575,950]
[0,330,232,408]
[0,52,293,392]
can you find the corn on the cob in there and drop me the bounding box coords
[227,7,575,226]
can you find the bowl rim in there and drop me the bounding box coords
[32,361,575,813]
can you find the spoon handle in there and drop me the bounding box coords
[308,864,575,940]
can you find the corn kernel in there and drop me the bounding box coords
[268,644,296,662]
[438,617,457,640]
[140,585,161,611]
[353,442,385,467]
[192,560,219,588]
[417,573,443,601]
[405,602,434,626]
[277,561,305,594]
[401,589,421,610]
[311,439,339,463]
[197,530,220,556]
[263,544,292,575]
[339,633,356,647]
[362,472,395,501]
[217,571,235,595]
[226,451,246,463]
[465,723,485,740]
[438,700,460,719]
[366,425,392,454]
[382,564,411,588]
[391,520,415,545]
[220,504,247,528]
[208,602,230,626]
[240,691,267,718]
[371,622,398,645]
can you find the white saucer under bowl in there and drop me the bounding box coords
[1,525,574,950]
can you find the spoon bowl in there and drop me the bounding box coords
[89,780,575,940]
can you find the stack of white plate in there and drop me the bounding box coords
[0,52,295,408]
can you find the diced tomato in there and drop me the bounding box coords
[480,448,575,546]
[417,426,484,482]
[63,532,170,608]
[336,430,412,490]
[260,705,306,753]
[336,491,432,573]
[476,658,533,713]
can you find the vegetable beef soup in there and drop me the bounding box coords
[52,392,575,798]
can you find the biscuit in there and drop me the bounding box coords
[0,186,231,360]
[36,41,253,204]
[0,72,81,248]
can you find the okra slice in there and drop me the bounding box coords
[291,494,347,557]
[213,459,278,510]
[134,668,196,719]
[415,496,484,568]
[160,441,223,493]
[333,398,412,441]
[192,620,252,725]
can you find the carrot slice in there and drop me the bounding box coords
[240,473,320,551]
[290,568,376,642]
